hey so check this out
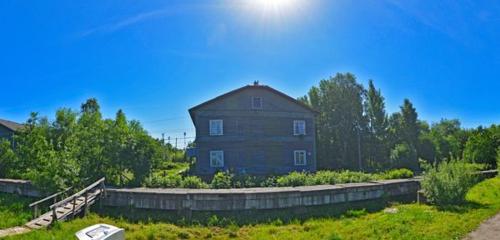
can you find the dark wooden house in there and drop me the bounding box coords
[188,82,317,176]
[0,119,23,143]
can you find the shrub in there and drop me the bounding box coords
[309,171,340,185]
[210,171,234,189]
[260,176,277,187]
[147,174,182,188]
[421,160,479,205]
[233,174,261,188]
[378,168,414,180]
[497,147,500,172]
[336,170,374,183]
[276,172,308,187]
[180,176,208,189]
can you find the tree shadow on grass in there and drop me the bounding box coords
[435,201,488,214]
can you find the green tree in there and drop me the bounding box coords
[76,98,107,184]
[127,125,162,186]
[390,142,418,170]
[2,98,168,191]
[387,99,420,170]
[429,119,463,161]
[0,140,17,178]
[400,99,419,147]
[104,109,131,186]
[14,113,73,192]
[463,125,500,168]
[365,80,389,169]
[303,73,367,170]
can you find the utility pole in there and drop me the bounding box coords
[183,132,186,150]
[161,133,166,160]
[175,138,178,150]
[357,125,362,171]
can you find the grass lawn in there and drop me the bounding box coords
[0,193,32,229]
[4,177,500,240]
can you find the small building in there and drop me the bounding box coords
[0,118,23,142]
[188,82,317,176]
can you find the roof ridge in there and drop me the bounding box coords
[188,84,318,115]
[0,118,24,131]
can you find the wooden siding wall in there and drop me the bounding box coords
[191,87,316,175]
[0,125,14,142]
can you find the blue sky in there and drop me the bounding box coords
[1,0,499,146]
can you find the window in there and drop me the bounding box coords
[294,150,307,166]
[252,97,262,109]
[209,119,223,136]
[293,120,306,135]
[210,150,224,167]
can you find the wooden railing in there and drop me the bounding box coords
[28,187,72,218]
[49,177,106,223]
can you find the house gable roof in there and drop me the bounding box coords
[188,84,318,120]
[0,119,24,132]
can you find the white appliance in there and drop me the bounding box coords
[75,224,125,240]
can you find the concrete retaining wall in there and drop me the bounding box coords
[0,179,40,197]
[102,179,420,211]
[2,171,496,213]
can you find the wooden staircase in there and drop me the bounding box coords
[25,178,106,229]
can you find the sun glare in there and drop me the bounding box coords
[255,0,297,11]
[250,0,301,16]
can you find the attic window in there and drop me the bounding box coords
[293,120,306,135]
[252,97,262,109]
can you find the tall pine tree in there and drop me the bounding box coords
[365,80,389,169]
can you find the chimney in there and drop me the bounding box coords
[253,80,259,86]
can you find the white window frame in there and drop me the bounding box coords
[293,120,306,135]
[209,119,223,136]
[294,150,307,166]
[252,97,263,109]
[210,150,224,167]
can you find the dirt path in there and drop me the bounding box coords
[0,226,31,238]
[464,213,500,240]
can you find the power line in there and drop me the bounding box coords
[141,116,191,123]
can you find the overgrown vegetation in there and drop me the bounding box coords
[421,161,479,205]
[0,193,32,229]
[0,99,189,193]
[144,169,414,189]
[299,73,500,172]
[5,177,500,240]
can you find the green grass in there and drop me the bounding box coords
[0,193,32,229]
[152,162,190,178]
[4,177,500,240]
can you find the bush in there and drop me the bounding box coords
[377,168,414,180]
[497,147,500,172]
[421,160,479,205]
[309,171,340,185]
[180,176,208,189]
[276,172,308,187]
[260,176,277,187]
[210,171,234,189]
[233,174,261,188]
[335,170,374,183]
[146,169,418,189]
[146,174,182,188]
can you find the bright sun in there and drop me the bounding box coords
[255,0,297,10]
[251,0,300,16]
